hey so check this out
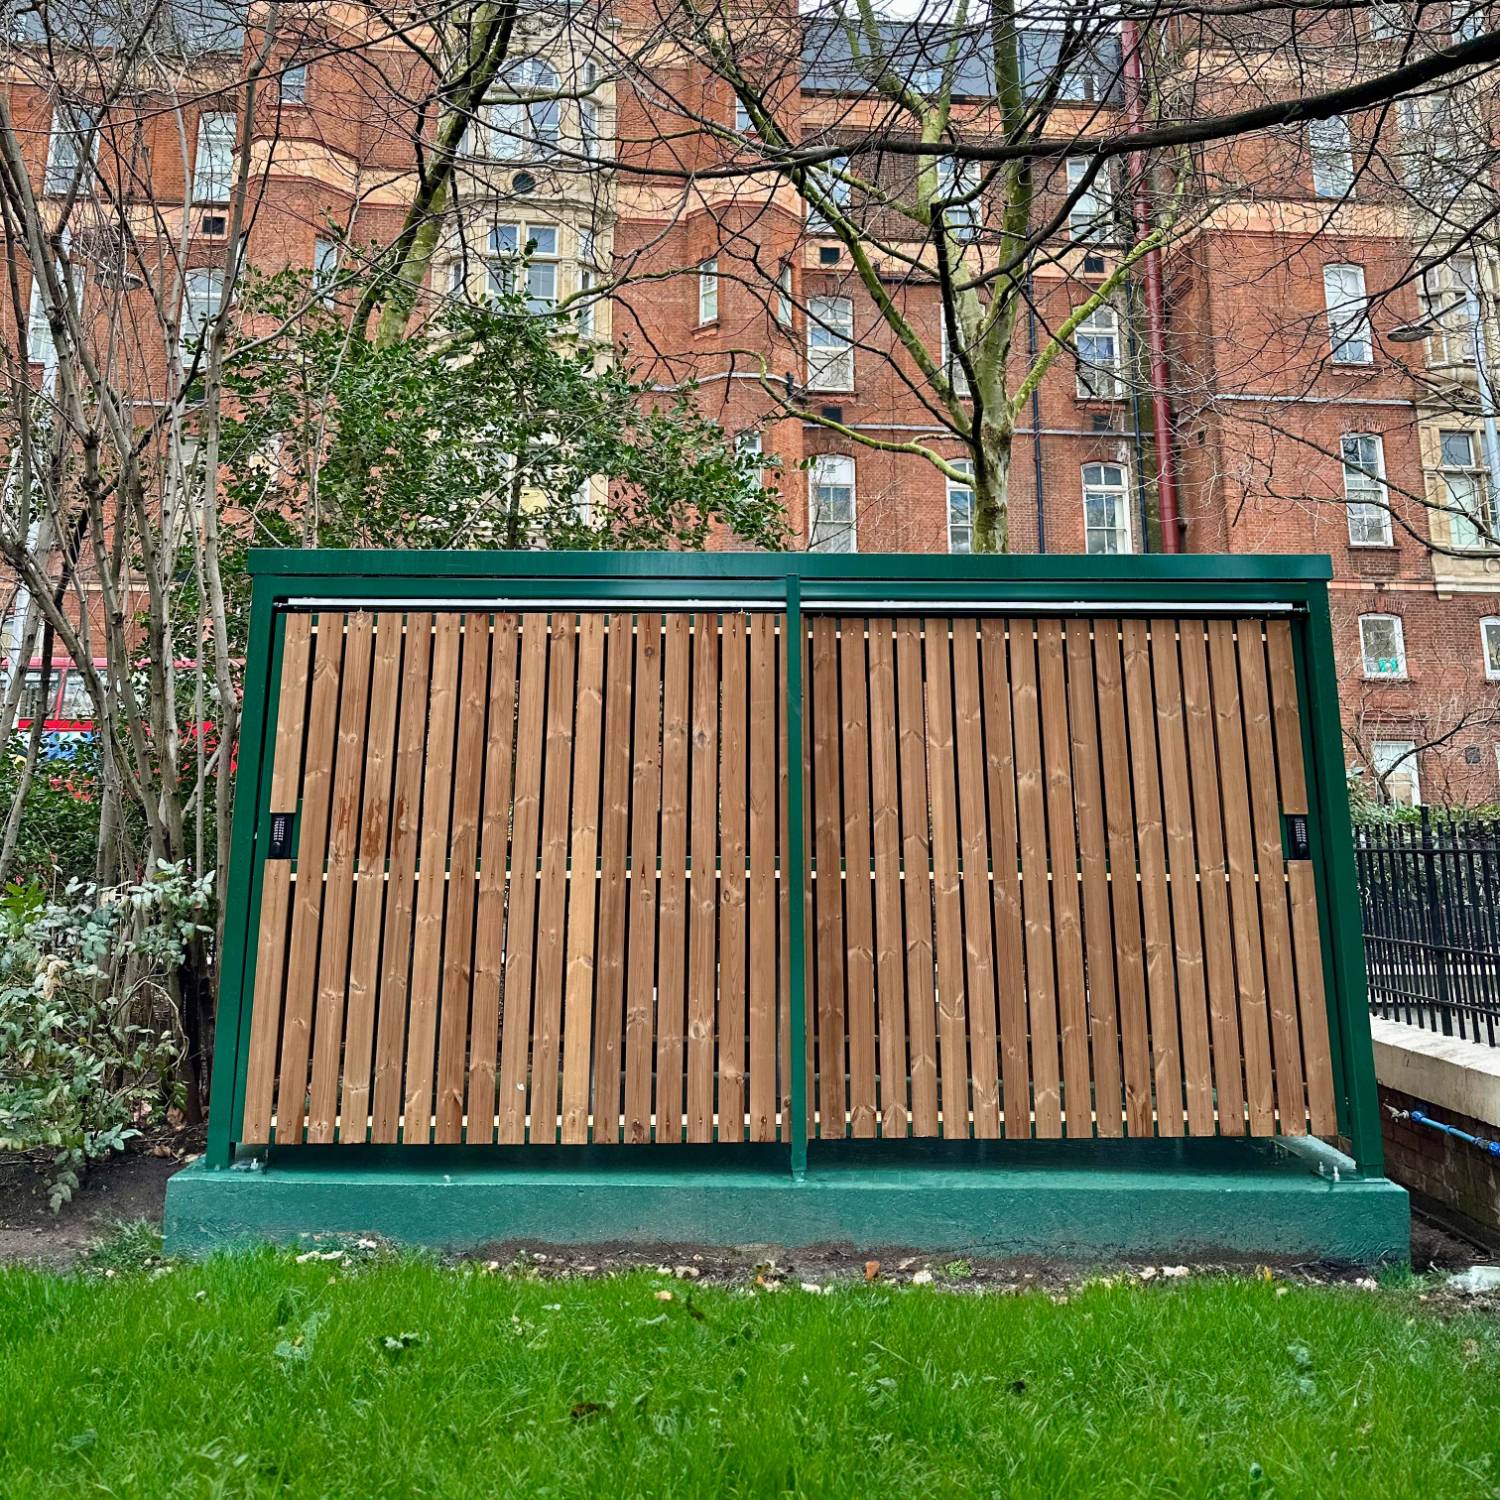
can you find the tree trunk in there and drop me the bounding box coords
[972,422,1013,554]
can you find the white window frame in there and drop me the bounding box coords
[1324,263,1373,364]
[1371,739,1421,806]
[191,112,236,204]
[936,156,981,242]
[808,454,856,553]
[1082,461,1132,554]
[179,267,224,356]
[941,317,971,397]
[807,155,851,232]
[1309,115,1354,198]
[577,98,599,152]
[1341,433,1392,546]
[947,459,974,553]
[1065,156,1109,243]
[282,64,308,104]
[698,258,719,324]
[1397,93,1468,200]
[1420,258,1477,366]
[1359,613,1407,679]
[313,237,338,302]
[1454,3,1486,42]
[26,276,57,367]
[775,262,793,327]
[1437,428,1498,549]
[807,294,854,391]
[483,57,561,159]
[1368,1,1408,38]
[488,221,558,312]
[734,96,753,134]
[1482,617,1500,680]
[577,266,596,336]
[1075,304,1123,399]
[44,103,96,195]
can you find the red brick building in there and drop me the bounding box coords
[6,2,1500,802]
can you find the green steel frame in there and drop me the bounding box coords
[203,549,1384,1178]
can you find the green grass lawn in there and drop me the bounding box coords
[1,1246,1497,1498]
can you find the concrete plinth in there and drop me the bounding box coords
[165,1137,1409,1264]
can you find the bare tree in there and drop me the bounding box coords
[566,0,1500,552]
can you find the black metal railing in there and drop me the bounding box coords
[1356,810,1500,1047]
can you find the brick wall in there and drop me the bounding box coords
[1381,1084,1500,1249]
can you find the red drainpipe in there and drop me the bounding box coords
[1120,18,1182,553]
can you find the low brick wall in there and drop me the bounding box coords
[1372,1019,1500,1250]
[1380,1085,1500,1248]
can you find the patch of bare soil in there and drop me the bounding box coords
[0,1136,196,1269]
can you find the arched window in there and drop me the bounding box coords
[1082,462,1131,554]
[483,58,561,159]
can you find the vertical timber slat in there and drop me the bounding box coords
[306,612,373,1143]
[242,612,312,1143]
[272,614,344,1143]
[839,617,879,1138]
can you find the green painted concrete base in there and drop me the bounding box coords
[164,1138,1409,1263]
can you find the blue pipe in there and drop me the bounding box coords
[1407,1109,1500,1158]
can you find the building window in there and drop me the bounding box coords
[809,454,856,552]
[26,276,56,366]
[936,156,981,242]
[1482,617,1500,679]
[807,294,854,390]
[1065,156,1109,243]
[1075,305,1122,399]
[577,266,596,336]
[1371,739,1420,806]
[179,267,224,355]
[1323,263,1372,364]
[192,112,236,203]
[807,155,851,232]
[1341,433,1391,546]
[1438,429,1497,548]
[698,258,718,324]
[1368,1,1408,37]
[941,317,971,397]
[282,64,308,103]
[1397,93,1467,199]
[1454,2,1486,41]
[1359,613,1407,678]
[1082,462,1132,554]
[488,222,558,311]
[947,460,974,553]
[44,103,96,194]
[313,237,338,302]
[1309,115,1354,198]
[1420,258,1477,365]
[577,98,599,153]
[484,57,561,159]
[776,262,793,327]
[734,96,753,134]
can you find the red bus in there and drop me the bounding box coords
[4,656,99,761]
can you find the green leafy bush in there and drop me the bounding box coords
[0,736,106,890]
[0,866,210,1208]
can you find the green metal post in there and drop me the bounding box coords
[784,575,809,1182]
[203,585,280,1168]
[1301,583,1385,1173]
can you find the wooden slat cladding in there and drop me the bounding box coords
[802,615,1338,1141]
[243,610,791,1146]
[242,609,1339,1149]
